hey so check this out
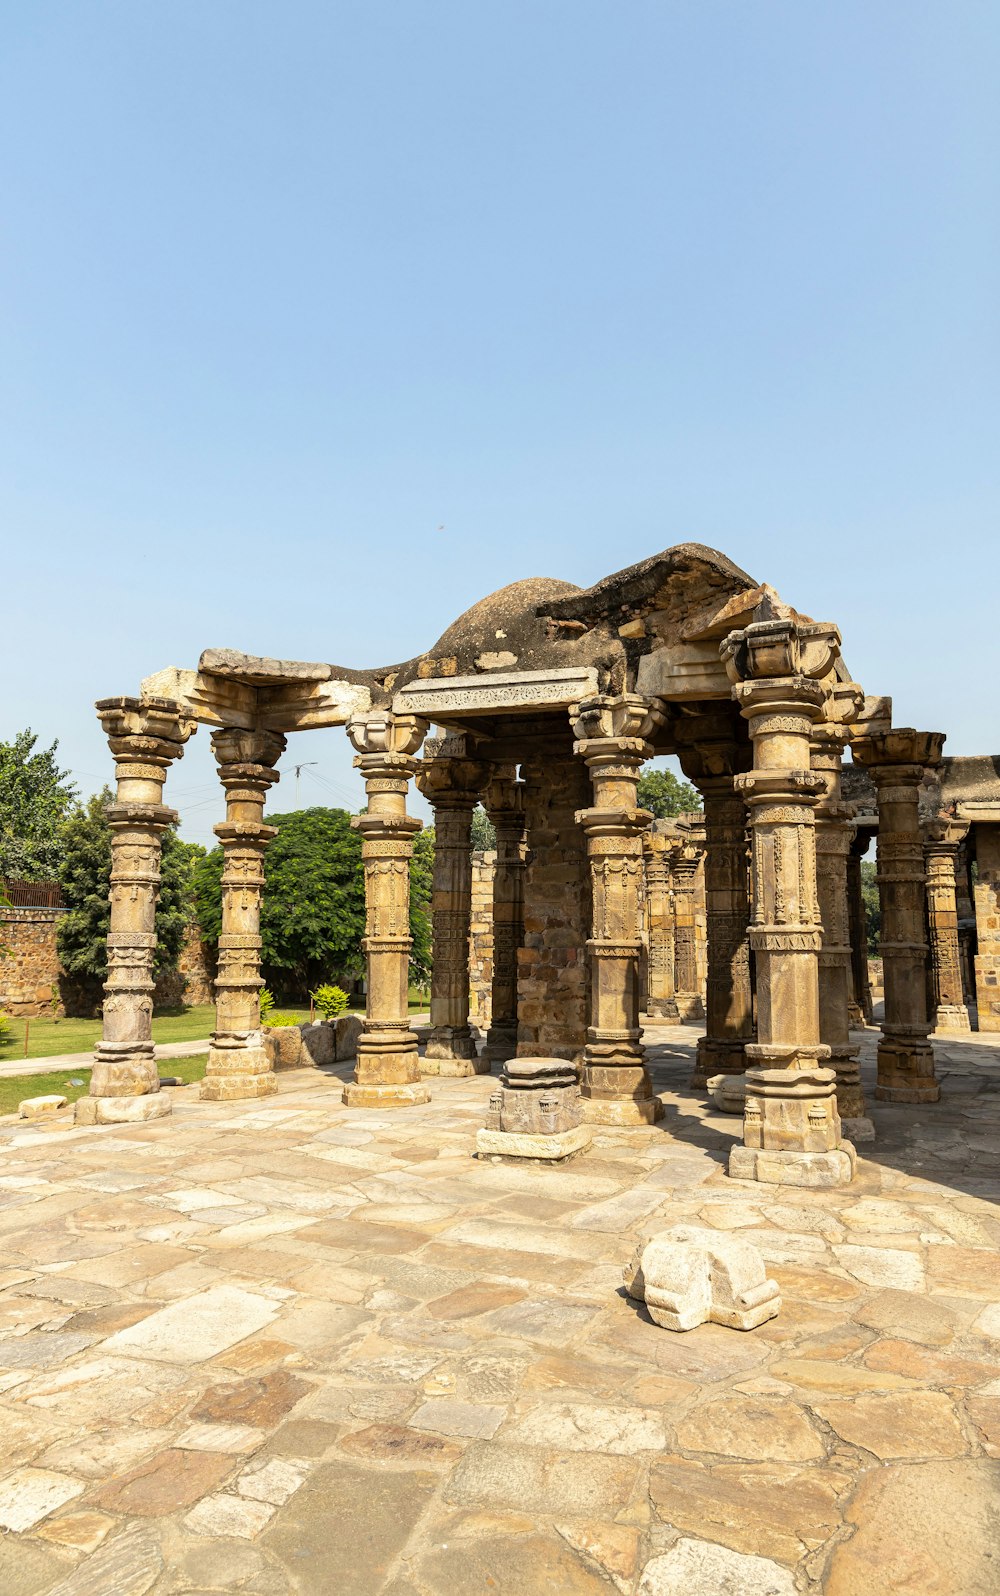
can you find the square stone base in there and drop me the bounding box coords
[875,1082,941,1104]
[200,1073,277,1102]
[420,1056,491,1078]
[842,1116,876,1143]
[475,1125,592,1163]
[344,1082,431,1109]
[75,1092,172,1126]
[933,1005,972,1035]
[580,1099,663,1127]
[729,1141,857,1188]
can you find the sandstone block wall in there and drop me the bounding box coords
[0,910,214,1017]
[468,850,495,1031]
[516,752,591,1062]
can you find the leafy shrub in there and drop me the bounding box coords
[264,1013,301,1028]
[312,984,349,1021]
[259,987,276,1021]
[0,1010,11,1048]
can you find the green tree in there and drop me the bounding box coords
[409,824,435,986]
[860,858,881,952]
[0,730,77,880]
[636,767,701,819]
[193,806,368,1001]
[470,805,496,852]
[57,790,204,1013]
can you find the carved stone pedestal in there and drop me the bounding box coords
[476,1057,592,1162]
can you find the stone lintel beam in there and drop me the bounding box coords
[141,666,371,733]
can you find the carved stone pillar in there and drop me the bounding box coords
[573,693,663,1125]
[416,746,492,1075]
[671,821,706,1023]
[483,770,527,1065]
[347,711,430,1108]
[846,833,874,1024]
[200,729,286,1102]
[924,819,972,1033]
[853,730,945,1101]
[77,697,193,1125]
[679,744,755,1088]
[972,824,1000,1032]
[721,617,855,1187]
[643,829,678,1020]
[812,724,866,1120]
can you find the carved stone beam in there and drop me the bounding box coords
[345,711,430,1108]
[77,698,196,1126]
[852,729,945,1102]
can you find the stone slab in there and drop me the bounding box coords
[475,1125,593,1162]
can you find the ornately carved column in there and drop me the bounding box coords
[483,769,527,1064]
[721,617,855,1187]
[924,818,971,1033]
[416,745,492,1075]
[573,693,663,1125]
[671,821,707,1023]
[77,696,194,1125]
[846,833,874,1024]
[853,730,945,1101]
[200,729,286,1102]
[812,722,867,1120]
[683,763,755,1089]
[642,829,678,1020]
[347,711,430,1108]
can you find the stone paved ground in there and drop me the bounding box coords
[1,1022,999,1595]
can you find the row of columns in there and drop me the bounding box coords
[83,636,952,1192]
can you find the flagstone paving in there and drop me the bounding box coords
[0,1021,999,1594]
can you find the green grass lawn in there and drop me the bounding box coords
[0,1053,210,1118]
[1,994,429,1065]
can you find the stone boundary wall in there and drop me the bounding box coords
[0,910,214,1017]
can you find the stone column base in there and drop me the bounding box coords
[424,1027,478,1062]
[876,1037,940,1103]
[476,1125,592,1162]
[847,1002,865,1028]
[344,1081,431,1109]
[645,999,679,1022]
[691,1036,750,1090]
[421,1045,490,1078]
[75,1092,172,1126]
[676,994,705,1024]
[842,1116,876,1144]
[729,1141,857,1188]
[580,1096,662,1126]
[933,1005,972,1035]
[200,1043,276,1102]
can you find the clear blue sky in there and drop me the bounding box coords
[2,3,997,846]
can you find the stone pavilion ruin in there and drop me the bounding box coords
[81,543,997,1190]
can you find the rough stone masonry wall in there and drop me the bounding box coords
[0,908,63,1016]
[468,850,495,1033]
[517,752,591,1062]
[973,824,1000,1031]
[0,910,214,1017]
